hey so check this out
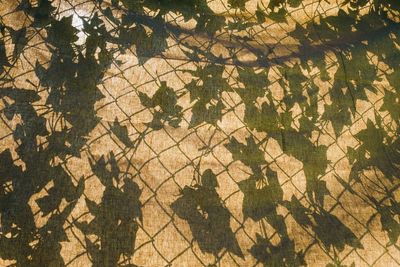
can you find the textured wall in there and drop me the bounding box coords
[0,0,399,266]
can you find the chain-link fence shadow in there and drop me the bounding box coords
[0,0,399,266]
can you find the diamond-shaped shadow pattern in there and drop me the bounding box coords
[0,0,399,266]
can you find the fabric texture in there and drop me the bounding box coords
[0,0,399,266]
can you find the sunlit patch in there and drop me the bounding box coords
[72,13,87,45]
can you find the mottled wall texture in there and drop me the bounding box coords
[0,0,399,266]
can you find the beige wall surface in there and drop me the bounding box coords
[0,0,399,266]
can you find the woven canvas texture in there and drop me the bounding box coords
[0,0,399,266]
